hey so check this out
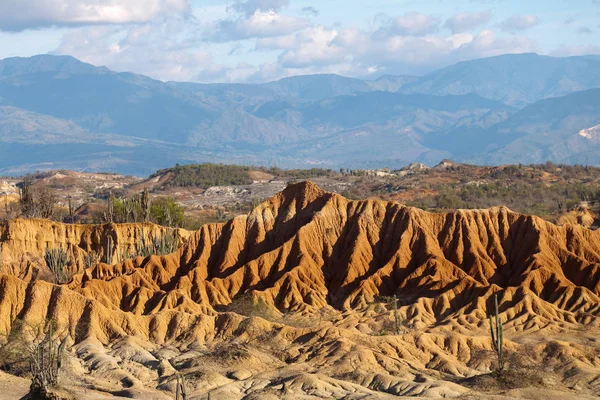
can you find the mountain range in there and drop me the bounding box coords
[1,53,600,175]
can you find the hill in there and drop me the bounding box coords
[1,182,600,398]
[401,53,600,107]
[2,53,600,174]
[465,88,600,165]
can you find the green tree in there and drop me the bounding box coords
[150,197,184,227]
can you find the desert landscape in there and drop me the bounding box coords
[1,180,600,399]
[2,1,600,398]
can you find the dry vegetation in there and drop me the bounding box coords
[2,161,599,232]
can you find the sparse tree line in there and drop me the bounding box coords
[102,188,184,227]
[406,181,600,221]
[4,175,185,228]
[151,163,334,189]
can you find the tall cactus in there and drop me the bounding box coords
[106,236,114,265]
[392,295,402,334]
[141,188,150,222]
[175,373,187,400]
[45,246,72,284]
[67,194,74,223]
[105,191,115,223]
[488,293,504,372]
[30,321,66,394]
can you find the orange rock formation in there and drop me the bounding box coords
[1,181,599,341]
[1,182,600,399]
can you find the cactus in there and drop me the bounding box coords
[104,191,115,223]
[392,295,403,334]
[67,194,74,223]
[489,293,504,372]
[106,236,114,265]
[175,373,187,400]
[84,250,100,270]
[134,228,179,258]
[141,188,150,222]
[153,230,179,255]
[44,246,73,284]
[30,321,67,394]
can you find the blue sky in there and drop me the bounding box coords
[1,0,599,83]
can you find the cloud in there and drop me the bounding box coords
[206,0,308,41]
[444,11,491,33]
[228,0,289,17]
[52,18,208,81]
[498,15,539,33]
[578,26,593,34]
[301,7,319,17]
[375,12,440,37]
[208,10,310,41]
[256,20,536,78]
[0,0,190,31]
[46,4,538,83]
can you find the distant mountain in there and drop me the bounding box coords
[0,105,190,175]
[401,53,600,107]
[246,91,512,168]
[0,54,111,78]
[262,73,417,101]
[0,55,218,143]
[0,105,92,144]
[1,53,600,175]
[464,88,600,165]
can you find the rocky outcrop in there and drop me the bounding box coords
[2,181,600,342]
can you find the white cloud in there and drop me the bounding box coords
[498,15,539,33]
[44,5,538,83]
[255,19,537,79]
[52,18,209,81]
[277,26,349,68]
[0,0,190,31]
[444,11,491,33]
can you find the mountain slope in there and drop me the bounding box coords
[466,88,600,164]
[252,91,512,168]
[0,55,217,143]
[401,53,600,107]
[0,105,195,175]
[2,53,600,174]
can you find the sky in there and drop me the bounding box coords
[0,0,599,83]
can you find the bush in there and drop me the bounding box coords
[152,163,253,188]
[150,197,185,227]
[18,175,57,219]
